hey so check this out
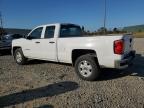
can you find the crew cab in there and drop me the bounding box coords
[12,23,135,81]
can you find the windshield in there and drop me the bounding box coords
[60,24,83,38]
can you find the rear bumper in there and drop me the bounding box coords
[115,51,136,69]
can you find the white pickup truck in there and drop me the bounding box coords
[12,23,135,81]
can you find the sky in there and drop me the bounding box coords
[0,0,144,31]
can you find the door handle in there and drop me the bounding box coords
[35,41,40,43]
[49,41,55,44]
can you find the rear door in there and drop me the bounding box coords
[38,25,57,61]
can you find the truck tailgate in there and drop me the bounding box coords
[123,34,134,55]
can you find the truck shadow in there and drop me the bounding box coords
[99,54,144,81]
[26,60,72,66]
[37,105,54,108]
[127,54,144,78]
[0,81,79,107]
[27,59,50,65]
[27,54,144,81]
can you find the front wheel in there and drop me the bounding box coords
[75,54,101,81]
[14,48,27,65]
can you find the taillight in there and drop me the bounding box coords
[114,39,124,54]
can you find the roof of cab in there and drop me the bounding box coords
[37,23,79,27]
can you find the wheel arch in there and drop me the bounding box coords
[12,46,22,55]
[72,49,98,66]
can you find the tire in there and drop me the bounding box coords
[75,54,100,81]
[14,48,27,65]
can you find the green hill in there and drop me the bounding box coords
[123,25,144,32]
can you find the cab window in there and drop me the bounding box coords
[44,26,55,38]
[60,24,82,38]
[29,27,43,39]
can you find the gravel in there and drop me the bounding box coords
[0,38,144,108]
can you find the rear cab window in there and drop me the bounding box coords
[60,24,83,38]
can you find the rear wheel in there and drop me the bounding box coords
[75,54,100,81]
[14,48,27,65]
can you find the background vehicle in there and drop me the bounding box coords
[0,34,23,52]
[12,23,135,81]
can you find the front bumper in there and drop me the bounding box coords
[115,51,136,69]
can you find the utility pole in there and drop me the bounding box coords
[103,0,107,34]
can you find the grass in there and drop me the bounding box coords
[133,32,144,38]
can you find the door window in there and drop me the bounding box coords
[44,26,55,38]
[29,27,43,39]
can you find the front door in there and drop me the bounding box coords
[23,27,43,58]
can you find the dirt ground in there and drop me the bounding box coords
[0,38,144,108]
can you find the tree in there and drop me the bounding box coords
[0,28,7,38]
[113,28,119,33]
[81,26,84,31]
[138,29,142,32]
[97,27,107,34]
